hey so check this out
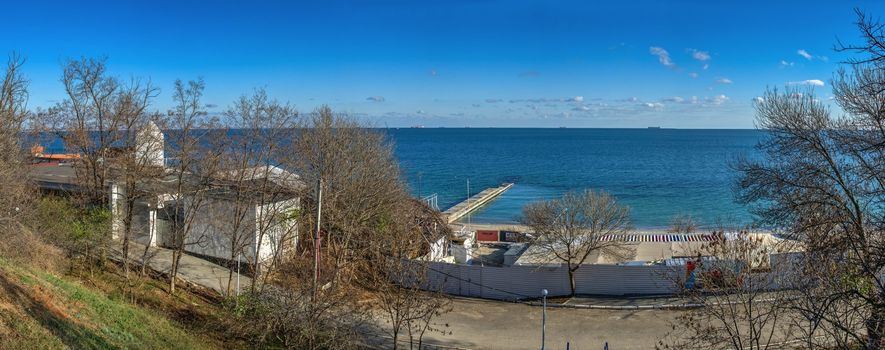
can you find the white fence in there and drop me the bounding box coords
[411,251,804,300]
[416,261,681,300]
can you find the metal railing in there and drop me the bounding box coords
[421,193,439,211]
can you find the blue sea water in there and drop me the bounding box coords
[32,128,764,229]
[386,128,765,229]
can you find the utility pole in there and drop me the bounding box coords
[541,288,548,350]
[313,177,323,298]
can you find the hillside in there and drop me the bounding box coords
[0,258,244,350]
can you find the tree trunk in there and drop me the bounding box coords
[249,261,259,293]
[568,268,576,296]
[170,249,180,294]
[122,220,131,278]
[121,197,136,279]
[867,293,885,350]
[226,247,237,297]
[139,245,149,276]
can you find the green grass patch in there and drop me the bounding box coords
[0,259,221,350]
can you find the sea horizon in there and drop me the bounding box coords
[31,127,765,230]
[389,128,763,229]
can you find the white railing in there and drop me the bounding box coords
[421,193,439,211]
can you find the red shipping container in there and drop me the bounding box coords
[475,230,499,242]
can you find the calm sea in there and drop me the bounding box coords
[33,128,764,229]
[386,128,764,229]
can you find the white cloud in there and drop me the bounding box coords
[366,96,385,102]
[753,96,764,103]
[702,63,709,70]
[416,110,426,114]
[485,98,503,103]
[780,60,794,68]
[649,46,675,67]
[663,96,684,103]
[710,94,729,105]
[644,102,664,108]
[688,72,699,78]
[797,49,813,60]
[797,49,829,62]
[716,77,733,84]
[626,97,639,102]
[786,79,825,86]
[688,48,711,61]
[507,96,586,103]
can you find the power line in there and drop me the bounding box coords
[417,260,535,300]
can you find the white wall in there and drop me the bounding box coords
[417,262,681,299]
[254,197,299,263]
[135,121,164,168]
[130,201,155,246]
[183,195,299,264]
[185,197,256,262]
[409,251,804,300]
[428,235,449,261]
[110,182,124,240]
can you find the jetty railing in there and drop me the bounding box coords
[442,182,513,223]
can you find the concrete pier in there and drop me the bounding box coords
[443,182,513,223]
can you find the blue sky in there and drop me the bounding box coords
[3,0,884,128]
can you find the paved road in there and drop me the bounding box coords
[405,297,678,349]
[110,242,251,296]
[561,295,687,308]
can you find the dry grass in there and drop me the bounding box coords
[0,258,249,349]
[0,226,65,273]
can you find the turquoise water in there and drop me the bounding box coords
[387,128,764,229]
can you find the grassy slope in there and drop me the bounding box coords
[0,259,236,350]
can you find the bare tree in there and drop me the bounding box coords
[521,189,635,295]
[154,78,226,293]
[286,106,408,291]
[216,89,298,296]
[0,53,49,267]
[45,57,161,278]
[669,214,698,233]
[659,229,795,350]
[0,53,30,228]
[367,199,452,349]
[734,10,885,349]
[372,261,451,350]
[238,106,453,349]
[231,260,369,349]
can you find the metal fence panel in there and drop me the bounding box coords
[408,252,806,300]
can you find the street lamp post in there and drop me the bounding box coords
[541,288,548,350]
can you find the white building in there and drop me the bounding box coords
[109,123,303,265]
[181,167,302,264]
[111,166,302,265]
